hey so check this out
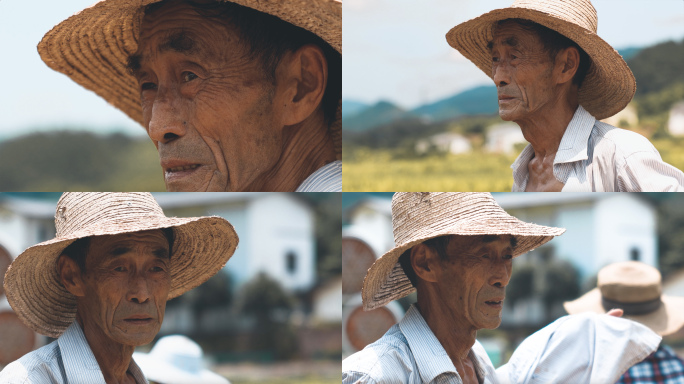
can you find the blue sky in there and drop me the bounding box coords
[343,0,684,109]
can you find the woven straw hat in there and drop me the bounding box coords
[564,261,684,336]
[362,192,565,310]
[3,192,238,338]
[446,0,635,120]
[38,0,341,160]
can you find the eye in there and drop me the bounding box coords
[492,56,499,63]
[150,266,165,272]
[482,254,490,259]
[504,254,513,260]
[141,82,157,91]
[114,266,127,272]
[182,71,198,82]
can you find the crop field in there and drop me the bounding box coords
[343,137,684,192]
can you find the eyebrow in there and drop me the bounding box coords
[481,235,517,248]
[125,31,200,78]
[487,36,519,51]
[108,246,170,259]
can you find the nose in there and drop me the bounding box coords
[147,86,186,145]
[489,259,512,288]
[127,272,151,304]
[492,61,511,87]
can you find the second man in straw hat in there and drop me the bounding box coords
[39,0,342,192]
[0,192,238,384]
[447,0,684,192]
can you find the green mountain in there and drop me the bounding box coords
[342,100,370,118]
[342,100,411,132]
[412,85,498,121]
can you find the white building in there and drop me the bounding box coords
[485,122,527,153]
[343,196,394,258]
[415,132,471,155]
[668,101,684,136]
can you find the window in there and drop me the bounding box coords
[630,247,640,261]
[286,252,297,274]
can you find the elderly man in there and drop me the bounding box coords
[39,0,341,192]
[0,192,238,383]
[343,193,661,384]
[447,0,684,192]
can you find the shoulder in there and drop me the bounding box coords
[342,325,414,384]
[591,121,659,158]
[0,341,63,384]
[296,160,342,192]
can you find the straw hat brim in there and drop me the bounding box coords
[564,288,684,336]
[37,0,341,160]
[4,216,238,338]
[362,220,565,311]
[446,7,635,120]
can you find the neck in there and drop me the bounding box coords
[248,110,336,191]
[77,314,135,384]
[516,92,578,160]
[417,288,476,362]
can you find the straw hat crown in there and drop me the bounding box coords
[55,193,165,237]
[598,261,662,304]
[511,0,597,32]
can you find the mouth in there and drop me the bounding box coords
[498,95,514,102]
[166,164,200,173]
[161,160,204,182]
[484,299,504,308]
[123,315,154,325]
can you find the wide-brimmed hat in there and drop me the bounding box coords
[3,192,238,338]
[38,0,341,160]
[133,335,230,384]
[446,0,635,120]
[564,261,684,336]
[362,192,565,310]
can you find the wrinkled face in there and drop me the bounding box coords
[489,21,557,122]
[435,235,514,330]
[78,230,171,346]
[130,2,287,191]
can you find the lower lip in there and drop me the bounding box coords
[485,301,503,308]
[165,165,202,181]
[124,318,153,325]
[498,98,514,104]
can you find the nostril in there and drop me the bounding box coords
[164,132,179,141]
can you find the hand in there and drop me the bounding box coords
[606,308,624,317]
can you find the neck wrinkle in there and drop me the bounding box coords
[246,109,336,191]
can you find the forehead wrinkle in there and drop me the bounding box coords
[158,30,200,54]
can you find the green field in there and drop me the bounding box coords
[343,137,684,192]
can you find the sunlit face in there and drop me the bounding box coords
[131,2,289,192]
[434,235,514,330]
[77,230,171,346]
[489,21,557,122]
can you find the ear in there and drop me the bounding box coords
[57,255,86,297]
[278,44,328,126]
[410,243,440,284]
[555,46,580,85]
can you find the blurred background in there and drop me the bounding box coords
[0,192,341,384]
[342,0,684,191]
[341,192,684,364]
[0,0,165,191]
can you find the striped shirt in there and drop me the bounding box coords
[295,160,342,192]
[342,304,498,384]
[0,322,147,384]
[511,105,684,191]
[618,345,684,384]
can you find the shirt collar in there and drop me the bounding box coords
[398,305,459,383]
[59,322,148,384]
[554,105,596,165]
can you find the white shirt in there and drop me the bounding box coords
[296,160,342,192]
[511,105,684,191]
[343,305,661,384]
[0,322,148,384]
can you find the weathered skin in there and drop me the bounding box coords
[489,21,581,192]
[131,2,336,191]
[58,230,171,384]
